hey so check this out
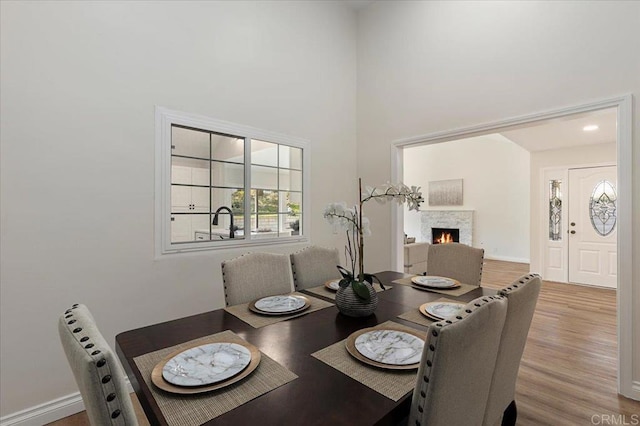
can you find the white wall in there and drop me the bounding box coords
[0,0,357,418]
[530,142,617,274]
[356,0,639,396]
[403,134,530,262]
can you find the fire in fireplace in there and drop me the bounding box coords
[432,227,460,244]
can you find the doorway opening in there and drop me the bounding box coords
[390,95,634,398]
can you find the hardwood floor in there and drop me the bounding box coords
[49,260,639,425]
[481,259,639,425]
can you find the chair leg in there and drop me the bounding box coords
[501,400,517,426]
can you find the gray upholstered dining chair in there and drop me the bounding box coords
[426,243,485,286]
[483,274,542,426]
[221,252,294,306]
[290,245,341,290]
[58,304,139,425]
[409,295,507,426]
[404,242,430,275]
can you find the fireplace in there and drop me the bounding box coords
[421,210,473,245]
[432,227,460,244]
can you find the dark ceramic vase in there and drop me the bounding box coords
[335,281,378,317]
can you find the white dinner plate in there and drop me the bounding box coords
[354,329,424,366]
[411,276,459,288]
[421,301,466,320]
[254,295,306,313]
[162,343,251,387]
[325,280,340,291]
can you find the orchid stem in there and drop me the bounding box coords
[358,178,364,282]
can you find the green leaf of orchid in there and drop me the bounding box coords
[363,273,385,290]
[338,278,351,289]
[337,265,354,281]
[352,280,371,300]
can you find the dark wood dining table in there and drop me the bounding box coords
[115,271,496,426]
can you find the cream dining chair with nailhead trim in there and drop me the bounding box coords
[408,295,508,426]
[290,245,341,290]
[483,274,542,426]
[58,304,139,425]
[426,243,485,286]
[221,252,294,306]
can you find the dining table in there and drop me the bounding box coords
[115,271,496,426]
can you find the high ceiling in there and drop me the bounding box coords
[499,107,617,152]
[344,0,374,11]
[342,0,617,153]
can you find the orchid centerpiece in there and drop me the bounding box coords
[324,178,423,301]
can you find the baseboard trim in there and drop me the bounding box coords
[630,381,640,401]
[0,393,84,426]
[484,254,530,264]
[0,379,134,426]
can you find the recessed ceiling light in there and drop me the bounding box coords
[583,125,599,132]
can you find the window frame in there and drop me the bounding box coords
[155,107,310,256]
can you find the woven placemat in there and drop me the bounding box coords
[311,321,425,401]
[392,276,477,297]
[304,283,389,301]
[225,292,333,328]
[398,308,436,327]
[133,330,297,426]
[397,297,462,327]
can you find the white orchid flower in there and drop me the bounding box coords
[361,217,371,236]
[324,179,423,289]
[363,186,375,200]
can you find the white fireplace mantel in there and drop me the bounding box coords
[420,210,474,246]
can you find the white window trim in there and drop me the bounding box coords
[155,106,310,256]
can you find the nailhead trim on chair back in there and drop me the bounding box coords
[409,295,508,426]
[58,304,138,425]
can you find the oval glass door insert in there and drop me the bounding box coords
[589,180,617,236]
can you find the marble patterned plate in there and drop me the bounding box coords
[411,276,460,289]
[345,326,425,370]
[249,295,310,316]
[420,301,466,321]
[161,342,251,386]
[324,279,341,291]
[151,340,261,394]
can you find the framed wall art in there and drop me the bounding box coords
[428,179,463,206]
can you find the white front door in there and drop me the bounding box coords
[568,166,617,288]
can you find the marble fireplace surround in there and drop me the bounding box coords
[420,210,474,246]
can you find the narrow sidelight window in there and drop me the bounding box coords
[549,180,562,241]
